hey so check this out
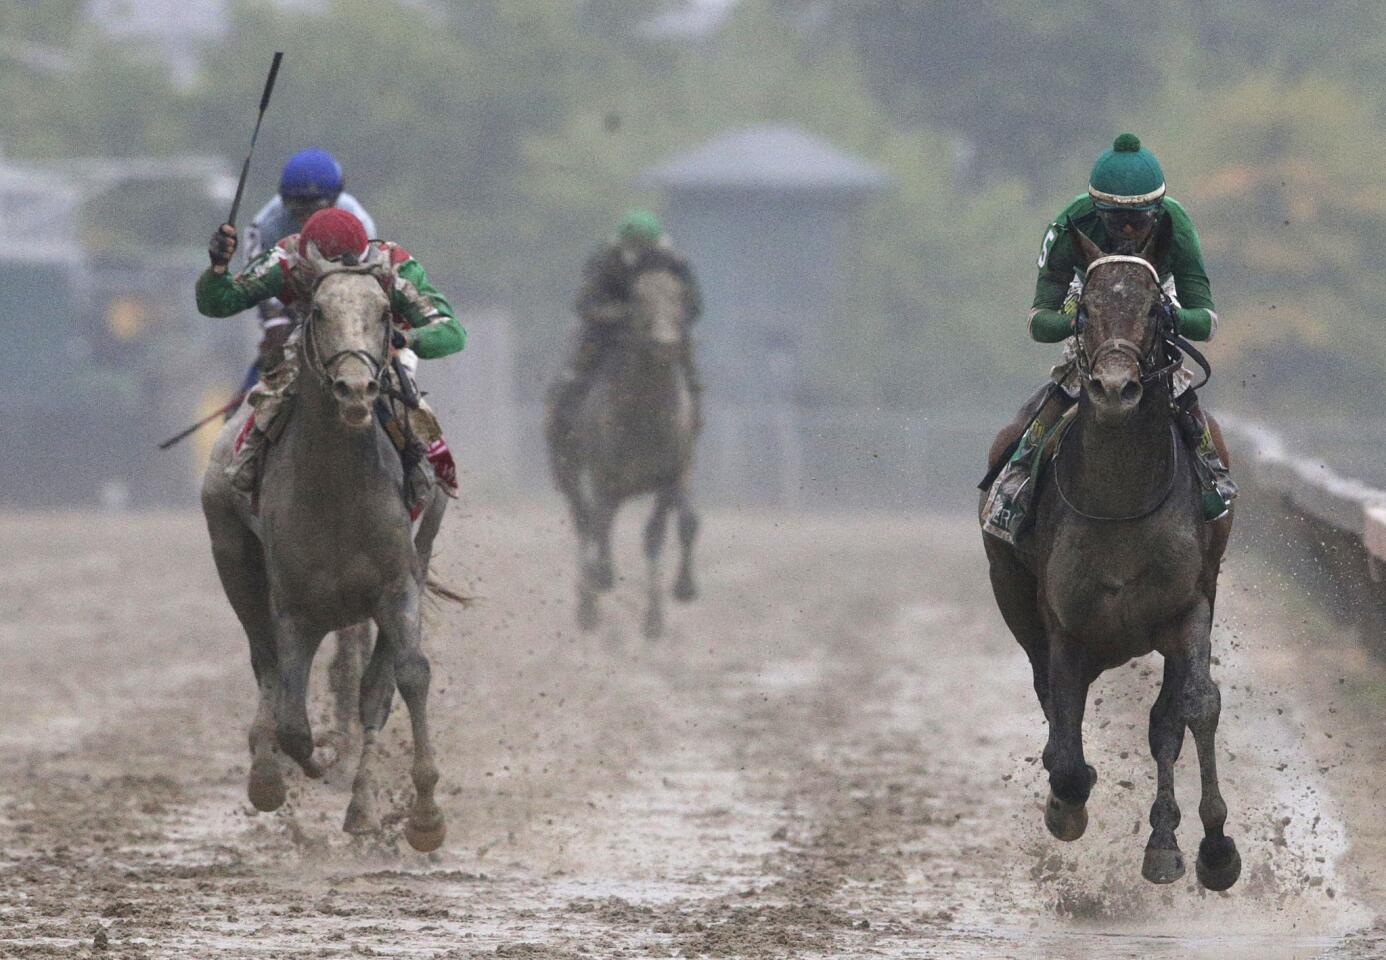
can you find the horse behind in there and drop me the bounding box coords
[547,268,700,639]
[201,244,450,852]
[982,218,1241,890]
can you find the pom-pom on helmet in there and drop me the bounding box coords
[1088,134,1165,211]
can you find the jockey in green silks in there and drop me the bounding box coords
[981,133,1236,543]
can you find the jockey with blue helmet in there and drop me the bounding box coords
[237,149,378,390]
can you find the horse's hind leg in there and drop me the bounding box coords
[1043,634,1097,841]
[377,583,446,853]
[643,492,673,639]
[672,482,699,603]
[344,628,395,836]
[1181,605,1241,890]
[1142,657,1189,883]
[329,623,372,749]
[983,536,1049,719]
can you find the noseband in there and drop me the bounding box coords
[300,263,392,389]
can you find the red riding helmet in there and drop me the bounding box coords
[299,208,369,262]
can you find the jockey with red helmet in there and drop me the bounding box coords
[200,208,463,500]
[236,149,379,397]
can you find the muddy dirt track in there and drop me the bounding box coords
[4,505,1386,958]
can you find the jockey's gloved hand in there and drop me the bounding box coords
[208,224,237,272]
[390,328,411,351]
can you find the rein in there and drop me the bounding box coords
[1056,254,1195,522]
[1052,420,1182,522]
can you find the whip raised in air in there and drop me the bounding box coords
[227,51,284,227]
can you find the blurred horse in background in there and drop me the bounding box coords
[547,268,700,640]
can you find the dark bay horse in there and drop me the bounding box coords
[547,268,700,639]
[202,245,450,852]
[982,219,1240,890]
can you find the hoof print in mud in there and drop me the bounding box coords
[1195,836,1241,891]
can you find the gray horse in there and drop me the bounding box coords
[982,220,1240,890]
[202,246,449,852]
[547,269,700,639]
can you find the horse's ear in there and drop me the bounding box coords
[1140,210,1174,268]
[302,239,332,276]
[1070,221,1103,270]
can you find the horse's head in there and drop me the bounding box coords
[630,269,687,362]
[301,242,392,429]
[1070,216,1174,426]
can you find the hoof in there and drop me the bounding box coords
[343,797,380,836]
[1141,845,1187,884]
[578,596,599,632]
[1196,836,1241,891]
[248,764,286,812]
[642,610,663,641]
[673,576,697,603]
[404,816,447,853]
[593,563,615,593]
[1045,792,1088,842]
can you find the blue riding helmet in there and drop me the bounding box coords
[279,148,344,201]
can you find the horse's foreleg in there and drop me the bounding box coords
[1043,634,1096,841]
[642,492,673,639]
[344,628,395,837]
[273,618,331,778]
[672,482,698,603]
[378,584,445,853]
[1142,656,1189,883]
[205,514,285,812]
[589,494,617,593]
[1181,604,1240,891]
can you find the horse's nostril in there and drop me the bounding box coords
[365,381,380,397]
[1121,381,1141,404]
[333,380,352,400]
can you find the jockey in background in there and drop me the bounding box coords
[201,208,461,508]
[981,134,1236,543]
[236,148,378,394]
[546,209,702,445]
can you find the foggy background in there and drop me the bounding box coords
[3,0,1384,508]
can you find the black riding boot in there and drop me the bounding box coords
[981,383,1076,542]
[1175,392,1237,521]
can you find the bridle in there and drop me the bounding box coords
[1055,253,1204,522]
[299,261,392,390]
[1073,254,1209,395]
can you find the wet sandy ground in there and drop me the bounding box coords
[2,505,1385,958]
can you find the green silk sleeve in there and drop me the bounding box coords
[195,255,285,318]
[391,258,466,359]
[1163,201,1217,341]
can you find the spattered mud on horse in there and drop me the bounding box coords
[199,209,465,851]
[981,215,1241,890]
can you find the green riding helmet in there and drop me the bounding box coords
[618,208,663,245]
[1088,133,1165,211]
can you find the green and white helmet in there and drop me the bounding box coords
[1088,134,1165,211]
